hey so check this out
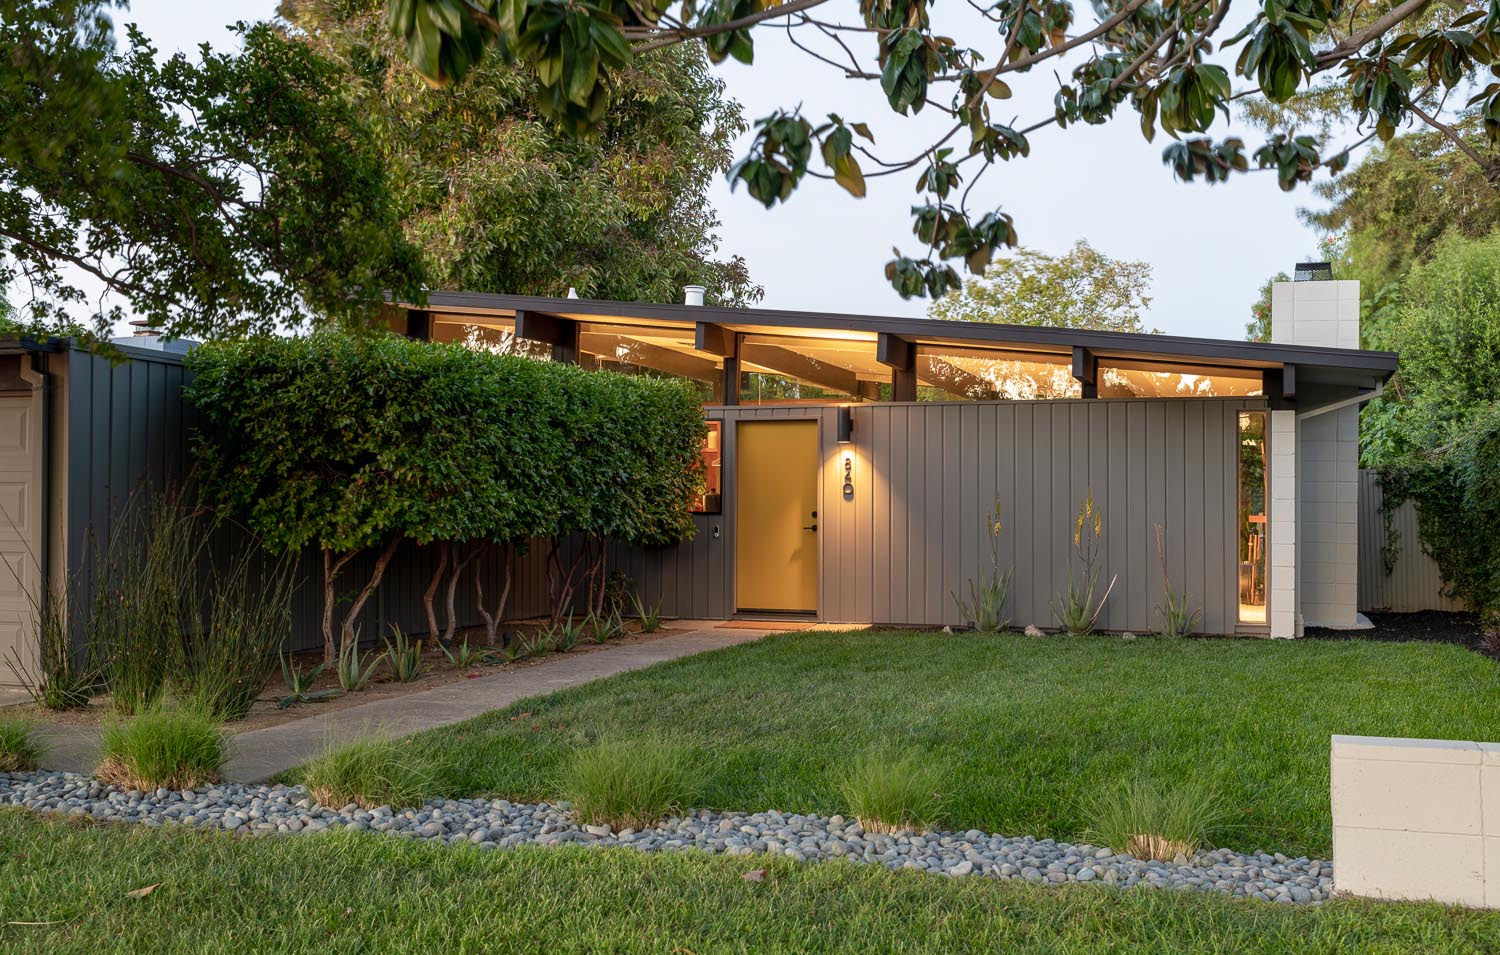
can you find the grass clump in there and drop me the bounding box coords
[0,718,42,773]
[97,699,227,791]
[1081,778,1229,862]
[838,748,944,833]
[559,737,701,830]
[301,736,438,810]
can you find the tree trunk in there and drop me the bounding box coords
[443,541,482,646]
[422,541,450,646]
[546,539,581,625]
[339,535,402,654]
[321,548,358,662]
[475,542,513,646]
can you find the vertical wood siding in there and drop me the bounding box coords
[1356,469,1468,613]
[574,398,1258,634]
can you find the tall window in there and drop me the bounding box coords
[690,421,722,513]
[1238,411,1268,624]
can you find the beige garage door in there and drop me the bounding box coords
[0,391,39,685]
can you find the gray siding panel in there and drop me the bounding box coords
[583,398,1258,634]
[1356,469,1467,613]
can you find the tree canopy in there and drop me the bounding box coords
[928,239,1155,332]
[286,0,759,305]
[0,0,425,341]
[388,0,1500,300]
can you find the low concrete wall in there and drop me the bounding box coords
[1331,735,1500,908]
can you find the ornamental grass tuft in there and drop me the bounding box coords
[0,717,42,773]
[97,698,227,791]
[301,736,439,810]
[837,748,944,834]
[559,737,701,831]
[1081,778,1229,862]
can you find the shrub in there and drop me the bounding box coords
[559,737,701,830]
[837,749,943,834]
[1052,490,1117,635]
[97,700,227,791]
[633,594,664,634]
[1154,524,1201,638]
[951,500,1013,633]
[0,718,42,773]
[3,570,94,710]
[1080,779,1229,862]
[383,626,424,682]
[301,736,438,810]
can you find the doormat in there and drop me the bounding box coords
[717,620,815,631]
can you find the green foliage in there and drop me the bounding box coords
[338,635,380,692]
[0,1,423,340]
[385,0,1489,301]
[288,0,757,306]
[1244,272,1289,342]
[552,614,584,654]
[1052,491,1117,635]
[302,736,440,809]
[182,550,297,721]
[1154,524,1202,638]
[188,333,706,658]
[98,698,227,791]
[558,737,702,830]
[442,638,483,670]
[383,626,425,683]
[0,717,42,773]
[929,240,1156,334]
[1306,117,1500,302]
[1081,778,1229,861]
[632,594,664,634]
[950,500,1013,633]
[278,654,340,709]
[838,749,944,834]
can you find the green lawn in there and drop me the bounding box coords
[3,811,1499,954]
[392,631,1500,857]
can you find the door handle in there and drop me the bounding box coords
[802,523,818,532]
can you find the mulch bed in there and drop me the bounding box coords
[1305,610,1499,662]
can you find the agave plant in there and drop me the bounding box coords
[951,500,1014,633]
[1051,490,1117,635]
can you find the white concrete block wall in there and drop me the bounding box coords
[1299,405,1360,627]
[1331,735,1500,908]
[1268,409,1298,638]
[1270,278,1362,633]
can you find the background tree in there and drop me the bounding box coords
[0,0,424,341]
[928,240,1155,333]
[389,0,1500,300]
[1243,271,1289,342]
[285,0,758,305]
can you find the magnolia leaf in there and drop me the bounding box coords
[126,884,162,899]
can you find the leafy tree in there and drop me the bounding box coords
[0,0,423,341]
[287,0,759,305]
[1361,231,1500,467]
[388,0,1500,300]
[928,240,1155,333]
[1244,271,1289,342]
[1303,114,1500,299]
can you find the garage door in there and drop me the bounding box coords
[0,391,38,685]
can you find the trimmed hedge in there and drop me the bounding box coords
[186,333,705,656]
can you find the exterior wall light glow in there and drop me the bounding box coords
[837,406,854,444]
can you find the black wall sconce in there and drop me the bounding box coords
[837,406,854,444]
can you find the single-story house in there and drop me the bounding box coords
[0,268,1393,679]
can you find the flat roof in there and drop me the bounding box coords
[410,292,1398,386]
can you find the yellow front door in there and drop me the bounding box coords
[736,419,819,613]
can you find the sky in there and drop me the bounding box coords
[105,0,1338,341]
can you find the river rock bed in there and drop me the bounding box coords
[1,771,1333,903]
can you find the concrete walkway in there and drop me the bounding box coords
[30,622,772,782]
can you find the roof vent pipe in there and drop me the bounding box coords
[683,285,706,306]
[566,287,580,299]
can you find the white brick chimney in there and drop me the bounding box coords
[1268,274,1362,636]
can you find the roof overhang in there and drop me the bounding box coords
[400,292,1398,390]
